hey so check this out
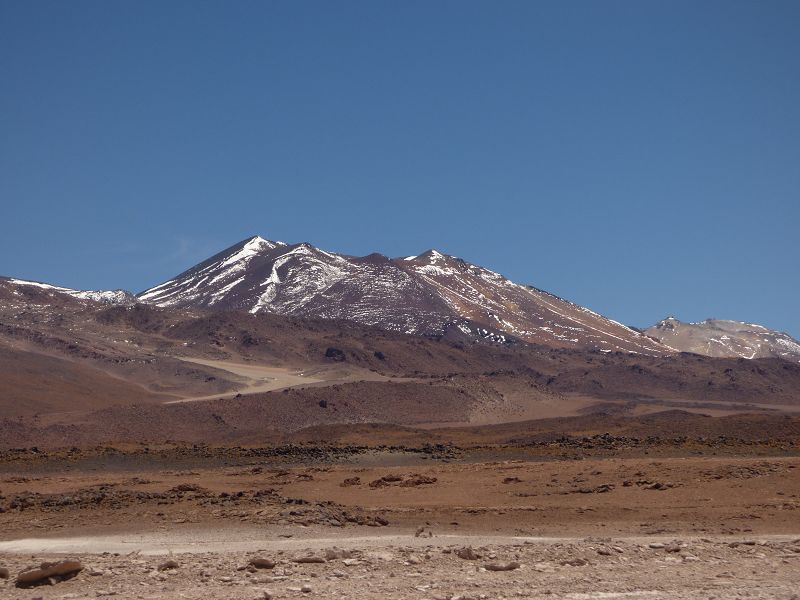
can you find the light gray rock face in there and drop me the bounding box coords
[646,317,800,362]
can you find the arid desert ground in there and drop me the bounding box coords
[2,282,800,597]
[2,437,799,599]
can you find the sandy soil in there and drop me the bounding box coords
[1,450,799,598]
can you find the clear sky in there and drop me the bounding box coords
[2,1,798,336]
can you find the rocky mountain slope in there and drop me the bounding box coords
[646,317,800,362]
[138,236,667,355]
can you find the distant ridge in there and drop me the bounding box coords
[1,276,135,305]
[645,317,800,362]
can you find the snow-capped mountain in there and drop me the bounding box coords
[1,277,136,305]
[138,235,668,354]
[645,317,800,362]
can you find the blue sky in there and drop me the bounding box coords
[1,1,798,336]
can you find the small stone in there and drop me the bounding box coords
[484,561,521,571]
[648,543,665,549]
[341,558,360,566]
[0,567,9,579]
[561,558,588,567]
[157,560,179,571]
[324,548,352,560]
[294,555,326,564]
[301,584,313,593]
[683,554,700,562]
[456,547,480,560]
[249,558,277,570]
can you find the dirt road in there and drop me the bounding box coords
[166,357,396,404]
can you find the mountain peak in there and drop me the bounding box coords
[137,237,671,355]
[404,249,456,266]
[419,249,448,261]
[242,235,286,250]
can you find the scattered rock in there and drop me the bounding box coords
[561,558,588,567]
[485,561,521,571]
[157,560,179,571]
[341,558,361,566]
[324,547,353,560]
[249,558,276,569]
[171,483,205,493]
[456,547,480,560]
[400,474,438,487]
[294,555,326,564]
[369,474,404,488]
[0,567,9,579]
[340,477,361,487]
[16,560,84,588]
[577,484,615,494]
[301,584,313,593]
[683,554,700,562]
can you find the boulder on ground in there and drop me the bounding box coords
[16,559,83,588]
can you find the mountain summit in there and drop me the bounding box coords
[138,236,668,354]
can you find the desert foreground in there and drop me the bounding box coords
[1,443,799,599]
